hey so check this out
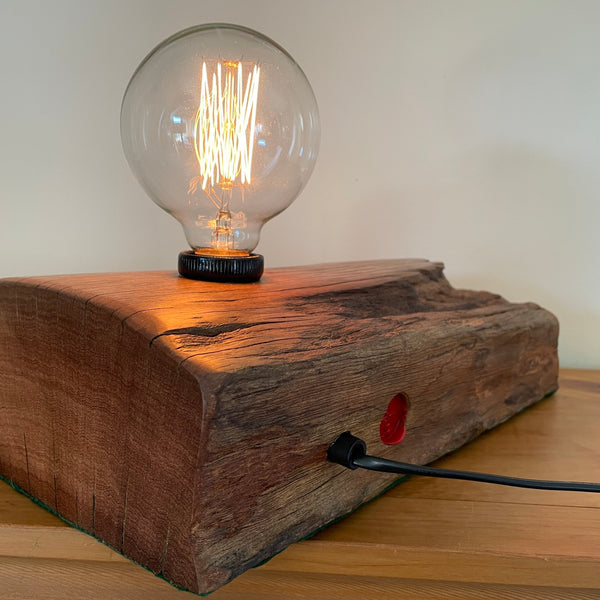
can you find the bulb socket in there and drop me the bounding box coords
[178,251,264,283]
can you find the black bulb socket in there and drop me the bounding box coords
[178,251,264,283]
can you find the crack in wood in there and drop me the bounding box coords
[92,489,96,536]
[151,322,277,347]
[23,433,31,491]
[121,472,130,553]
[159,523,170,575]
[52,435,58,512]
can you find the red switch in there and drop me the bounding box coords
[380,393,409,445]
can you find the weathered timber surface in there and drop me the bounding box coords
[0,259,559,594]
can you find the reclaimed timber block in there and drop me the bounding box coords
[0,259,558,594]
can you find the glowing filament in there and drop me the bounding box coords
[191,61,260,193]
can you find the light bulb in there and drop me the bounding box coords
[121,23,320,282]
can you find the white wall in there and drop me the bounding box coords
[1,0,598,368]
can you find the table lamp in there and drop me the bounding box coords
[0,23,559,596]
[121,23,320,282]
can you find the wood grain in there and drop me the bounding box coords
[1,369,598,599]
[0,260,559,593]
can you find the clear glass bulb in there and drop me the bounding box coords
[121,23,320,272]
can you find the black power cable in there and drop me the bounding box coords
[327,431,600,493]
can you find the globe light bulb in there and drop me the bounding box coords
[121,23,320,282]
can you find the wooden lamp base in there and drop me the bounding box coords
[0,260,558,594]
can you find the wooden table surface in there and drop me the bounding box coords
[1,368,599,599]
